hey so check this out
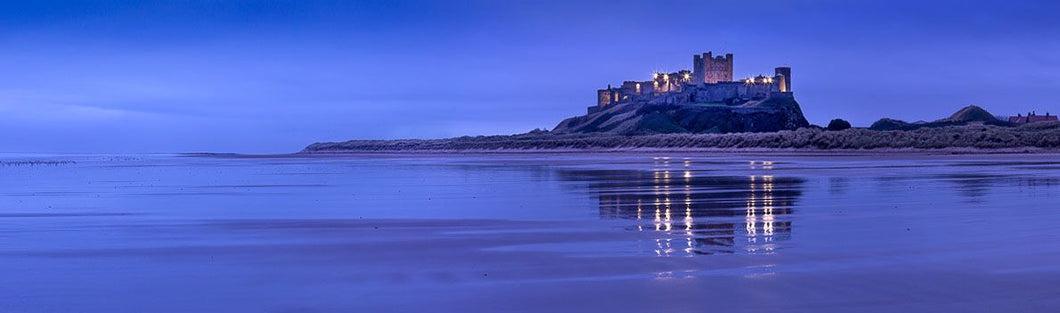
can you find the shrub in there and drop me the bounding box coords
[826,119,852,131]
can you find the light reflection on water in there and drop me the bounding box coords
[3,154,1060,312]
[561,158,800,256]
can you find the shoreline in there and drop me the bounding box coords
[299,124,1060,156]
[183,147,1060,159]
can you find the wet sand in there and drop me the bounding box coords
[1,153,1058,312]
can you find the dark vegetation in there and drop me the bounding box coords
[305,105,1060,152]
[305,122,1060,152]
[869,105,1010,131]
[826,119,851,131]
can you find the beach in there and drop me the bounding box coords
[2,153,1058,312]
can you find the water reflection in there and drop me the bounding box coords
[560,160,804,256]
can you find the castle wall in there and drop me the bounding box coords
[737,82,773,100]
[620,81,652,97]
[694,83,740,103]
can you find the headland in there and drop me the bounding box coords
[304,51,1059,153]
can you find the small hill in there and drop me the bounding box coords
[869,118,912,131]
[943,105,999,123]
[870,105,1011,131]
[552,96,809,135]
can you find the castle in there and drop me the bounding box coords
[591,51,792,114]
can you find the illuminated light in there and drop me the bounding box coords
[653,72,659,80]
[683,73,691,81]
[654,207,662,231]
[683,171,692,179]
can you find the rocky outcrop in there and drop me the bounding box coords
[552,96,809,135]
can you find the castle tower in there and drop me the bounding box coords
[692,54,704,83]
[773,74,787,93]
[597,85,613,107]
[774,67,791,92]
[692,52,734,84]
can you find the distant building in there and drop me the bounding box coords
[591,51,791,114]
[1008,111,1058,124]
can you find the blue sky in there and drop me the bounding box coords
[1,0,1058,153]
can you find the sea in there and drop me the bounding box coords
[1,152,1058,312]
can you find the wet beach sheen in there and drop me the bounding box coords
[1,153,1058,312]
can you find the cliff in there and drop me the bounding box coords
[552,96,809,135]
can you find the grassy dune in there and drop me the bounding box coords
[303,122,1060,153]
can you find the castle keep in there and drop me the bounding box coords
[591,51,792,114]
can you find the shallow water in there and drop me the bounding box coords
[1,153,1059,312]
